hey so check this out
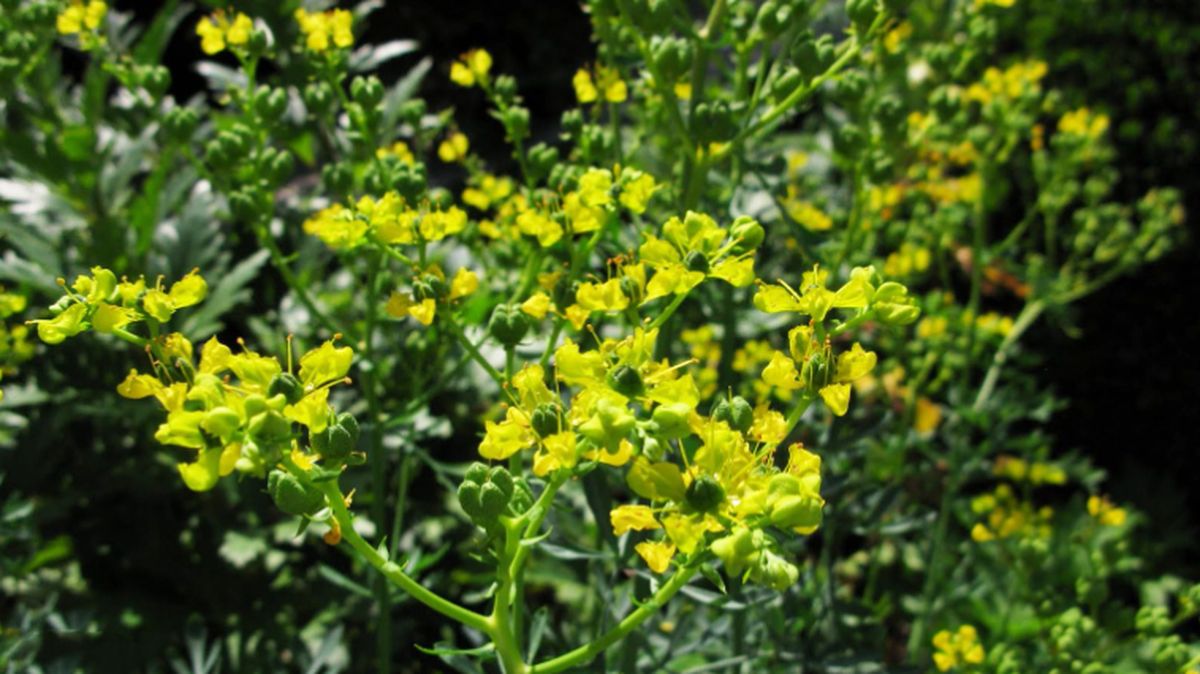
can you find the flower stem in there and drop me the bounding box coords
[528,558,701,673]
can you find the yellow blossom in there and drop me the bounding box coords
[438,132,470,163]
[449,49,493,87]
[635,540,676,573]
[932,625,985,672]
[57,0,107,35]
[294,8,353,53]
[610,505,661,536]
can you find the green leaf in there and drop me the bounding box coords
[181,249,270,339]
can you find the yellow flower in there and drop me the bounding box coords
[303,203,368,250]
[575,279,629,313]
[195,10,253,55]
[761,351,803,391]
[449,49,493,87]
[376,141,415,164]
[438,132,470,163]
[610,505,661,536]
[1058,107,1110,140]
[520,292,552,320]
[913,397,942,434]
[1087,495,1127,527]
[516,208,564,247]
[294,8,354,53]
[635,540,676,573]
[785,200,833,232]
[57,0,106,35]
[448,268,479,301]
[618,171,658,215]
[573,65,626,104]
[932,625,985,672]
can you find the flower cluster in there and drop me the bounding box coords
[195,10,253,56]
[56,0,106,46]
[294,8,354,53]
[117,336,355,492]
[302,193,469,250]
[754,266,918,416]
[932,625,986,671]
[30,267,206,344]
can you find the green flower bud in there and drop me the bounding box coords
[685,474,726,513]
[488,304,530,347]
[493,75,518,103]
[267,372,304,404]
[321,163,354,196]
[267,470,325,516]
[649,35,690,81]
[266,149,295,186]
[322,424,355,462]
[503,106,530,142]
[606,364,645,398]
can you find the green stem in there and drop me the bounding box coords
[972,299,1045,411]
[443,317,506,387]
[291,464,491,635]
[361,251,391,674]
[647,290,690,332]
[528,559,701,673]
[250,220,343,337]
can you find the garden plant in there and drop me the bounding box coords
[1,0,1198,672]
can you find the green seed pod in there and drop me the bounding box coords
[257,86,288,121]
[267,372,304,404]
[846,0,879,34]
[560,109,584,136]
[457,480,484,518]
[479,482,509,518]
[267,469,325,516]
[683,250,710,274]
[713,395,754,433]
[487,467,514,500]
[685,475,726,513]
[336,413,360,443]
[768,494,823,531]
[304,82,335,118]
[649,35,690,82]
[309,427,330,454]
[143,66,171,100]
[875,301,920,325]
[243,394,269,419]
[530,402,563,437]
[508,479,534,515]
[488,305,530,347]
[754,550,799,590]
[651,402,693,439]
[392,162,427,203]
[201,406,242,440]
[248,409,292,446]
[350,75,384,108]
[324,424,355,461]
[465,462,491,485]
[266,149,295,186]
[526,143,559,183]
[321,162,354,196]
[711,526,758,577]
[606,364,645,398]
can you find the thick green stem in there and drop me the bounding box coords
[444,317,506,388]
[361,251,391,674]
[528,559,701,673]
